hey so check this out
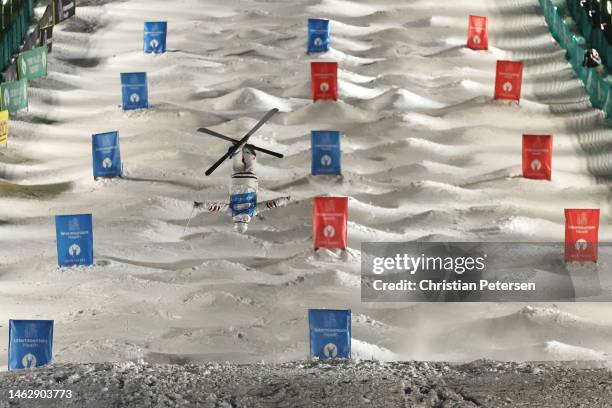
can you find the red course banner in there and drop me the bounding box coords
[565,209,600,262]
[467,15,488,50]
[313,197,348,250]
[522,134,553,180]
[311,62,338,101]
[494,60,523,102]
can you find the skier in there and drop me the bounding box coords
[191,108,290,233]
[194,146,290,233]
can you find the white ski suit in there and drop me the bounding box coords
[195,147,290,232]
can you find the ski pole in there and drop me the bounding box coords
[183,206,196,235]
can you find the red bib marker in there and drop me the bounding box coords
[467,15,488,50]
[522,134,552,180]
[565,209,600,262]
[313,196,348,250]
[494,60,523,102]
[311,62,338,101]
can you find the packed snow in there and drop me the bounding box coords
[1,0,612,370]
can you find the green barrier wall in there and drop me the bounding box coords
[566,0,612,71]
[540,0,612,116]
[0,0,36,74]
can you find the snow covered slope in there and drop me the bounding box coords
[0,0,611,368]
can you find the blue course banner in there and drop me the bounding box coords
[121,72,148,111]
[307,18,330,53]
[311,130,341,176]
[308,309,351,360]
[144,22,167,54]
[55,214,94,267]
[92,131,122,178]
[8,320,54,370]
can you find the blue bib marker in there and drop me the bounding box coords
[144,22,167,54]
[309,309,351,360]
[311,130,341,176]
[308,18,330,53]
[8,320,54,370]
[92,131,122,179]
[121,72,148,111]
[230,192,257,218]
[55,214,94,267]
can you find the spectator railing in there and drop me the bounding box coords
[541,0,612,116]
[0,0,35,75]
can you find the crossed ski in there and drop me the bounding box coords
[198,108,283,176]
